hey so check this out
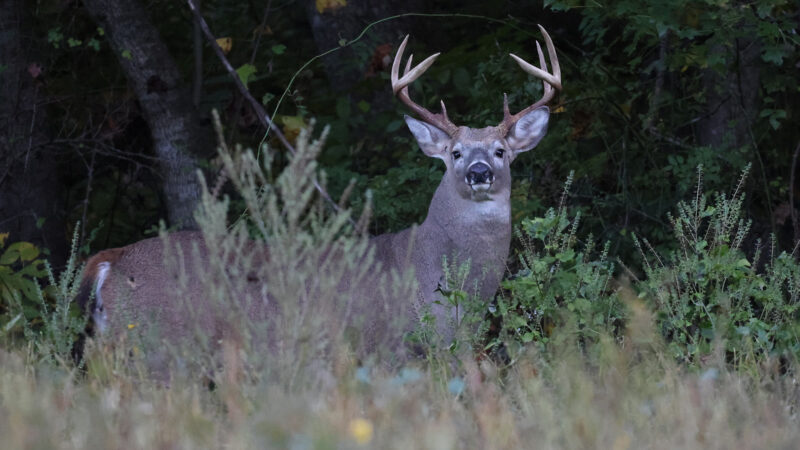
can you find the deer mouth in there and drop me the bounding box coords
[469,182,492,190]
[469,182,493,195]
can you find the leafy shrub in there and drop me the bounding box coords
[0,229,86,363]
[492,173,624,356]
[484,165,799,368]
[0,233,50,335]
[635,165,800,365]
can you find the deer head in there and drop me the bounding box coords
[391,25,561,208]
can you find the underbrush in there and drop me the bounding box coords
[0,125,798,448]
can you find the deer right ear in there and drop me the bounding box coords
[404,115,450,160]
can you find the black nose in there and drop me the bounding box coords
[466,162,493,184]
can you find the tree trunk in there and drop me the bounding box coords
[83,0,204,229]
[696,39,760,150]
[0,0,67,266]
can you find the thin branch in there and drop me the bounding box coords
[192,0,203,107]
[248,0,273,68]
[227,0,273,143]
[80,148,97,245]
[186,0,290,150]
[186,0,346,219]
[791,140,800,243]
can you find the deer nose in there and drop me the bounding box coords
[466,162,493,185]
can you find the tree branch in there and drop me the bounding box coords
[791,140,800,244]
[186,0,346,218]
[192,0,203,107]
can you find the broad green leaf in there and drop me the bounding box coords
[0,247,19,265]
[236,64,257,88]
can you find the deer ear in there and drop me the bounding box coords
[506,106,549,156]
[404,115,450,160]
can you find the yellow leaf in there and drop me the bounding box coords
[216,37,233,54]
[0,233,7,247]
[553,105,566,114]
[280,115,306,143]
[316,0,346,14]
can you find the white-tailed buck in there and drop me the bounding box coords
[76,26,561,362]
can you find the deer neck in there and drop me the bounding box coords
[416,172,512,270]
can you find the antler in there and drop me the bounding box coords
[498,25,562,134]
[391,35,459,136]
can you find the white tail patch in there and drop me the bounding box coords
[93,262,110,334]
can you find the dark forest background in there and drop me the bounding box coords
[1,0,798,270]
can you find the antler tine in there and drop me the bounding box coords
[539,24,561,86]
[499,25,562,133]
[440,100,451,123]
[390,35,458,136]
[536,41,552,98]
[390,35,410,94]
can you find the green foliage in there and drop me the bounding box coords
[481,165,799,367]
[0,234,50,333]
[0,229,86,363]
[12,232,85,362]
[236,63,257,88]
[634,165,800,364]
[495,173,623,355]
[531,0,799,255]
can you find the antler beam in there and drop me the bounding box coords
[391,35,459,136]
[498,25,562,134]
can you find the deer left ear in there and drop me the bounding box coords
[506,106,549,157]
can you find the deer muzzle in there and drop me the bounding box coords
[466,162,494,189]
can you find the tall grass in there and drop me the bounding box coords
[0,309,797,448]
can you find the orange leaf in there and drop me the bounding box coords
[216,37,233,54]
[316,0,346,14]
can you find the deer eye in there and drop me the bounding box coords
[452,150,462,160]
[494,149,505,158]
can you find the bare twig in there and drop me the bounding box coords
[644,31,668,131]
[192,0,203,106]
[186,0,290,149]
[186,0,347,220]
[80,148,97,245]
[227,0,273,143]
[791,140,800,243]
[249,0,273,74]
